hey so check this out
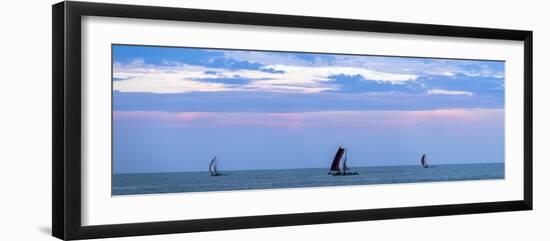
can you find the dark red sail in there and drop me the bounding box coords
[330,147,345,172]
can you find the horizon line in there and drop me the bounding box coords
[113,162,504,175]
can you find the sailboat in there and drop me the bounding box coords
[328,146,358,176]
[209,156,223,176]
[420,153,429,168]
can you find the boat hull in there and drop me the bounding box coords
[329,172,359,176]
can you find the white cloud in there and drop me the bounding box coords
[113,48,504,94]
[114,63,233,93]
[428,88,473,96]
[264,64,417,84]
[113,60,418,94]
[114,78,229,93]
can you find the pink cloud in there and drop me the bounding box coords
[113,109,503,130]
[114,111,212,122]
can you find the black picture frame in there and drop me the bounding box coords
[52,1,533,240]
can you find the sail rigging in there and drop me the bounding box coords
[343,151,349,172]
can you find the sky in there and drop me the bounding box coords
[112,45,505,174]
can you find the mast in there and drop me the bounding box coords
[330,147,345,173]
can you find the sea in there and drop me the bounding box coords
[112,163,504,196]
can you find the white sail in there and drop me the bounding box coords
[343,149,350,171]
[209,156,218,175]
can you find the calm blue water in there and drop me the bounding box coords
[112,163,504,195]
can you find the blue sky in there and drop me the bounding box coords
[112,45,505,173]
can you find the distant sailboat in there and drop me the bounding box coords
[209,156,222,176]
[328,146,358,176]
[420,153,429,168]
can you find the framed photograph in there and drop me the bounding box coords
[52,1,533,240]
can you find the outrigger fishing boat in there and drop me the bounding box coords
[209,156,223,176]
[328,146,358,176]
[420,153,430,168]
